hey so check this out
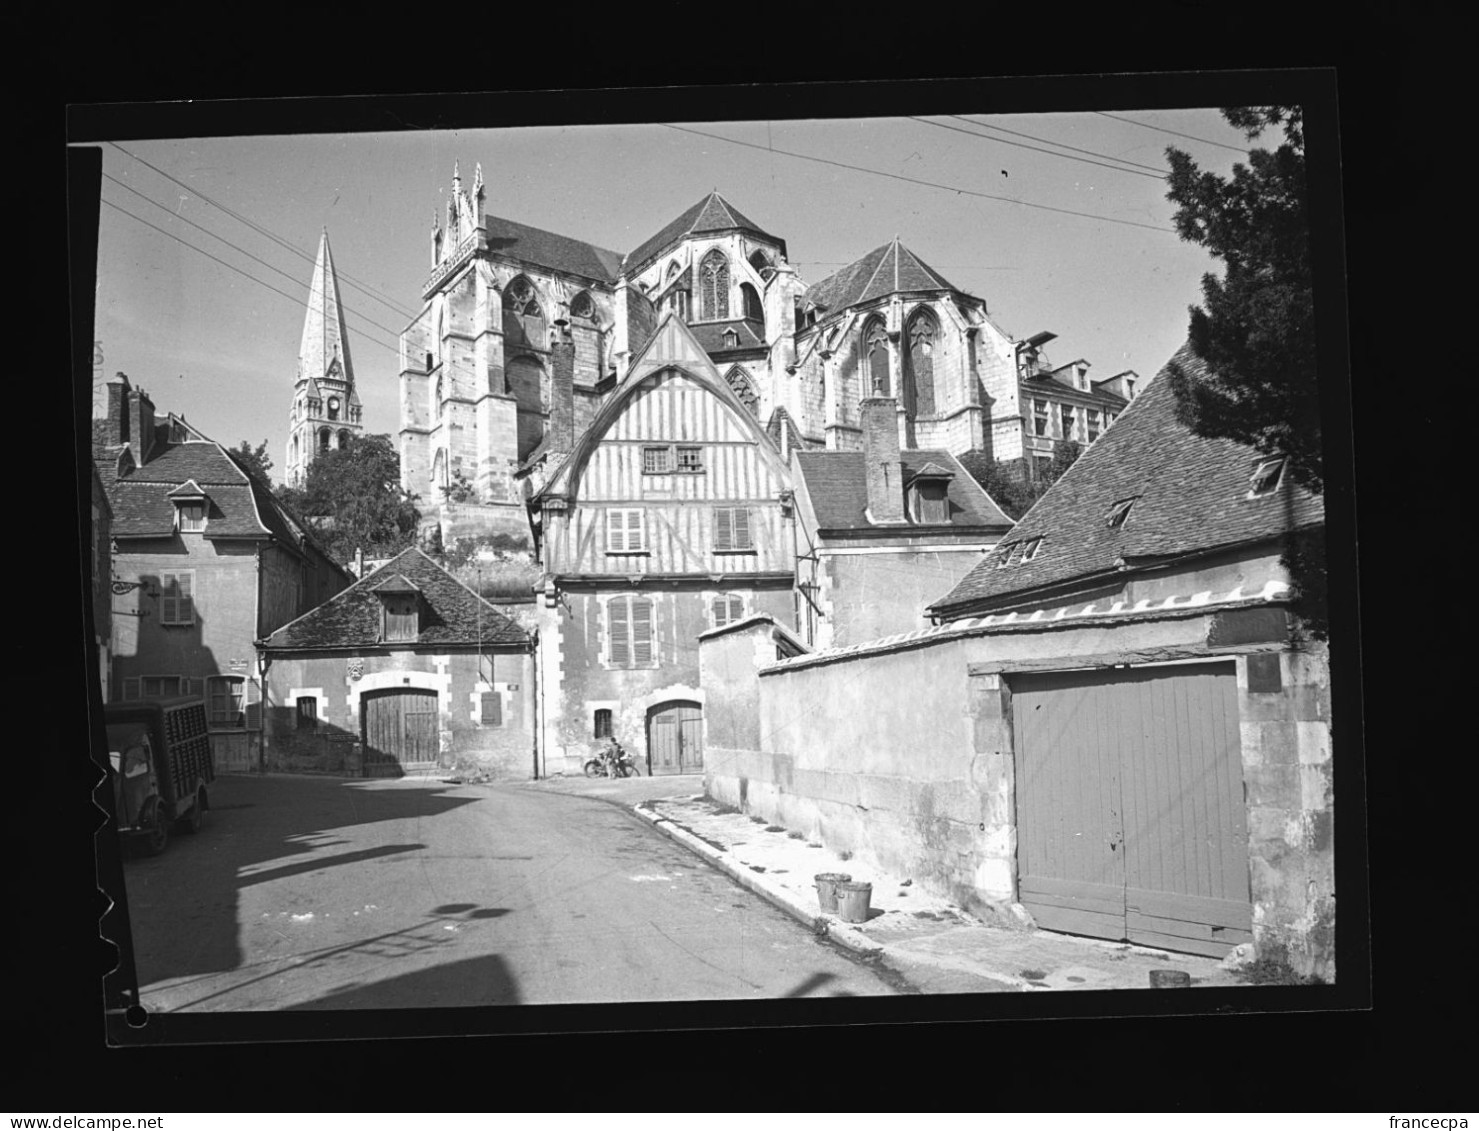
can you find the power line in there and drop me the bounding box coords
[106,141,419,322]
[103,173,410,345]
[1092,111,1248,154]
[101,197,404,360]
[662,124,1177,235]
[908,116,1166,181]
[948,116,1170,175]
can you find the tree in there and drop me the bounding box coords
[1163,106,1319,493]
[231,439,274,485]
[276,433,420,566]
[957,442,1082,522]
[1165,106,1325,638]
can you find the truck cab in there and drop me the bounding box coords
[104,697,215,856]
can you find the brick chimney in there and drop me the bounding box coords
[861,396,905,524]
[104,372,132,446]
[128,385,157,463]
[549,318,576,453]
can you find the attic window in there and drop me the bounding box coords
[995,542,1017,569]
[1019,537,1043,562]
[1106,497,1139,529]
[177,502,206,532]
[1249,456,1286,497]
[382,595,419,642]
[723,327,740,348]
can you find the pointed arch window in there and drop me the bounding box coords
[741,282,763,325]
[503,276,546,348]
[700,250,730,321]
[906,311,937,417]
[864,320,891,398]
[725,366,759,417]
[318,427,331,453]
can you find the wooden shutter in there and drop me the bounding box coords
[625,510,644,551]
[711,595,726,627]
[160,574,178,623]
[715,508,733,551]
[606,509,625,553]
[727,594,744,622]
[632,598,654,664]
[733,508,751,549]
[608,598,631,666]
[480,691,502,726]
[244,678,261,729]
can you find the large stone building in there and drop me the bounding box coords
[396,164,1135,550]
[284,230,363,487]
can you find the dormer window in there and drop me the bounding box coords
[1249,456,1286,498]
[1106,497,1139,529]
[995,542,1017,569]
[373,574,422,642]
[168,480,210,533]
[1019,536,1043,562]
[722,327,740,348]
[178,502,206,532]
[907,463,954,524]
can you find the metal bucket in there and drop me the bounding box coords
[835,881,873,923]
[814,872,853,914]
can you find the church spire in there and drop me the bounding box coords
[297,229,355,390]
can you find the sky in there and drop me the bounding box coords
[75,99,1266,485]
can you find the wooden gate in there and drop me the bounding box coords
[362,689,439,775]
[647,701,704,775]
[1012,662,1252,957]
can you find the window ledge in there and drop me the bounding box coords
[604,550,651,557]
[713,548,757,555]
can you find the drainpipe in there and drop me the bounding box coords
[530,628,540,780]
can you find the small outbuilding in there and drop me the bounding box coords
[256,547,535,778]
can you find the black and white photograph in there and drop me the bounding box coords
[70,75,1363,1044]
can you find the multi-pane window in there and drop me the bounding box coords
[700,250,730,320]
[643,446,673,474]
[605,509,647,553]
[207,675,245,728]
[160,572,195,625]
[177,502,206,532]
[141,675,185,698]
[607,595,655,667]
[593,709,613,739]
[480,691,502,726]
[1061,406,1076,440]
[713,507,754,552]
[1033,400,1049,437]
[1087,410,1101,442]
[711,592,746,629]
[677,446,704,472]
[1249,456,1286,497]
[296,696,318,729]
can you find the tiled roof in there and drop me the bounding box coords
[106,481,265,537]
[795,449,1014,532]
[259,547,530,650]
[930,343,1326,614]
[370,572,421,593]
[1021,373,1128,408]
[690,318,767,354]
[625,284,658,362]
[166,479,206,498]
[483,214,624,284]
[624,192,784,275]
[124,441,246,485]
[803,239,958,313]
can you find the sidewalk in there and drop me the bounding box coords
[633,793,1248,995]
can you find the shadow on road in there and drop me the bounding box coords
[782,972,857,998]
[282,952,521,1009]
[112,775,486,997]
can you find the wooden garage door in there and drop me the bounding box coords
[647,701,703,776]
[1012,662,1252,957]
[362,689,439,773]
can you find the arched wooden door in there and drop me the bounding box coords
[647,700,703,776]
[361,688,439,776]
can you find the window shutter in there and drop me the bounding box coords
[245,678,261,729]
[715,508,733,552]
[711,595,726,627]
[632,598,654,665]
[160,575,177,624]
[481,691,502,726]
[626,509,644,552]
[178,573,194,624]
[734,508,751,549]
[608,598,631,666]
[728,595,744,623]
[606,510,625,553]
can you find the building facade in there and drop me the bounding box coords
[284,230,364,488]
[527,314,796,777]
[256,547,535,778]
[95,372,354,770]
[89,462,114,703]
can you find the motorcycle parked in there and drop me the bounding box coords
[583,740,642,779]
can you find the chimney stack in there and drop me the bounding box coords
[105,372,132,446]
[861,395,905,524]
[549,319,576,453]
[128,385,157,463]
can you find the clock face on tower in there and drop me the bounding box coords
[328,396,340,421]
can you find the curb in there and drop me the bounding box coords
[633,804,884,958]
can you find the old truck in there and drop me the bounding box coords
[105,696,215,855]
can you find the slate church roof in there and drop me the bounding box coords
[258,547,530,651]
[803,238,958,313]
[930,343,1325,615]
[483,214,625,284]
[624,191,786,275]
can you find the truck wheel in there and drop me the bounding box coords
[181,786,208,834]
[141,800,169,856]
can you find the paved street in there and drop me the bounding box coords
[117,774,900,1011]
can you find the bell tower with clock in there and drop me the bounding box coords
[285,229,364,487]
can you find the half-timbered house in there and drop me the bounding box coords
[528,312,796,776]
